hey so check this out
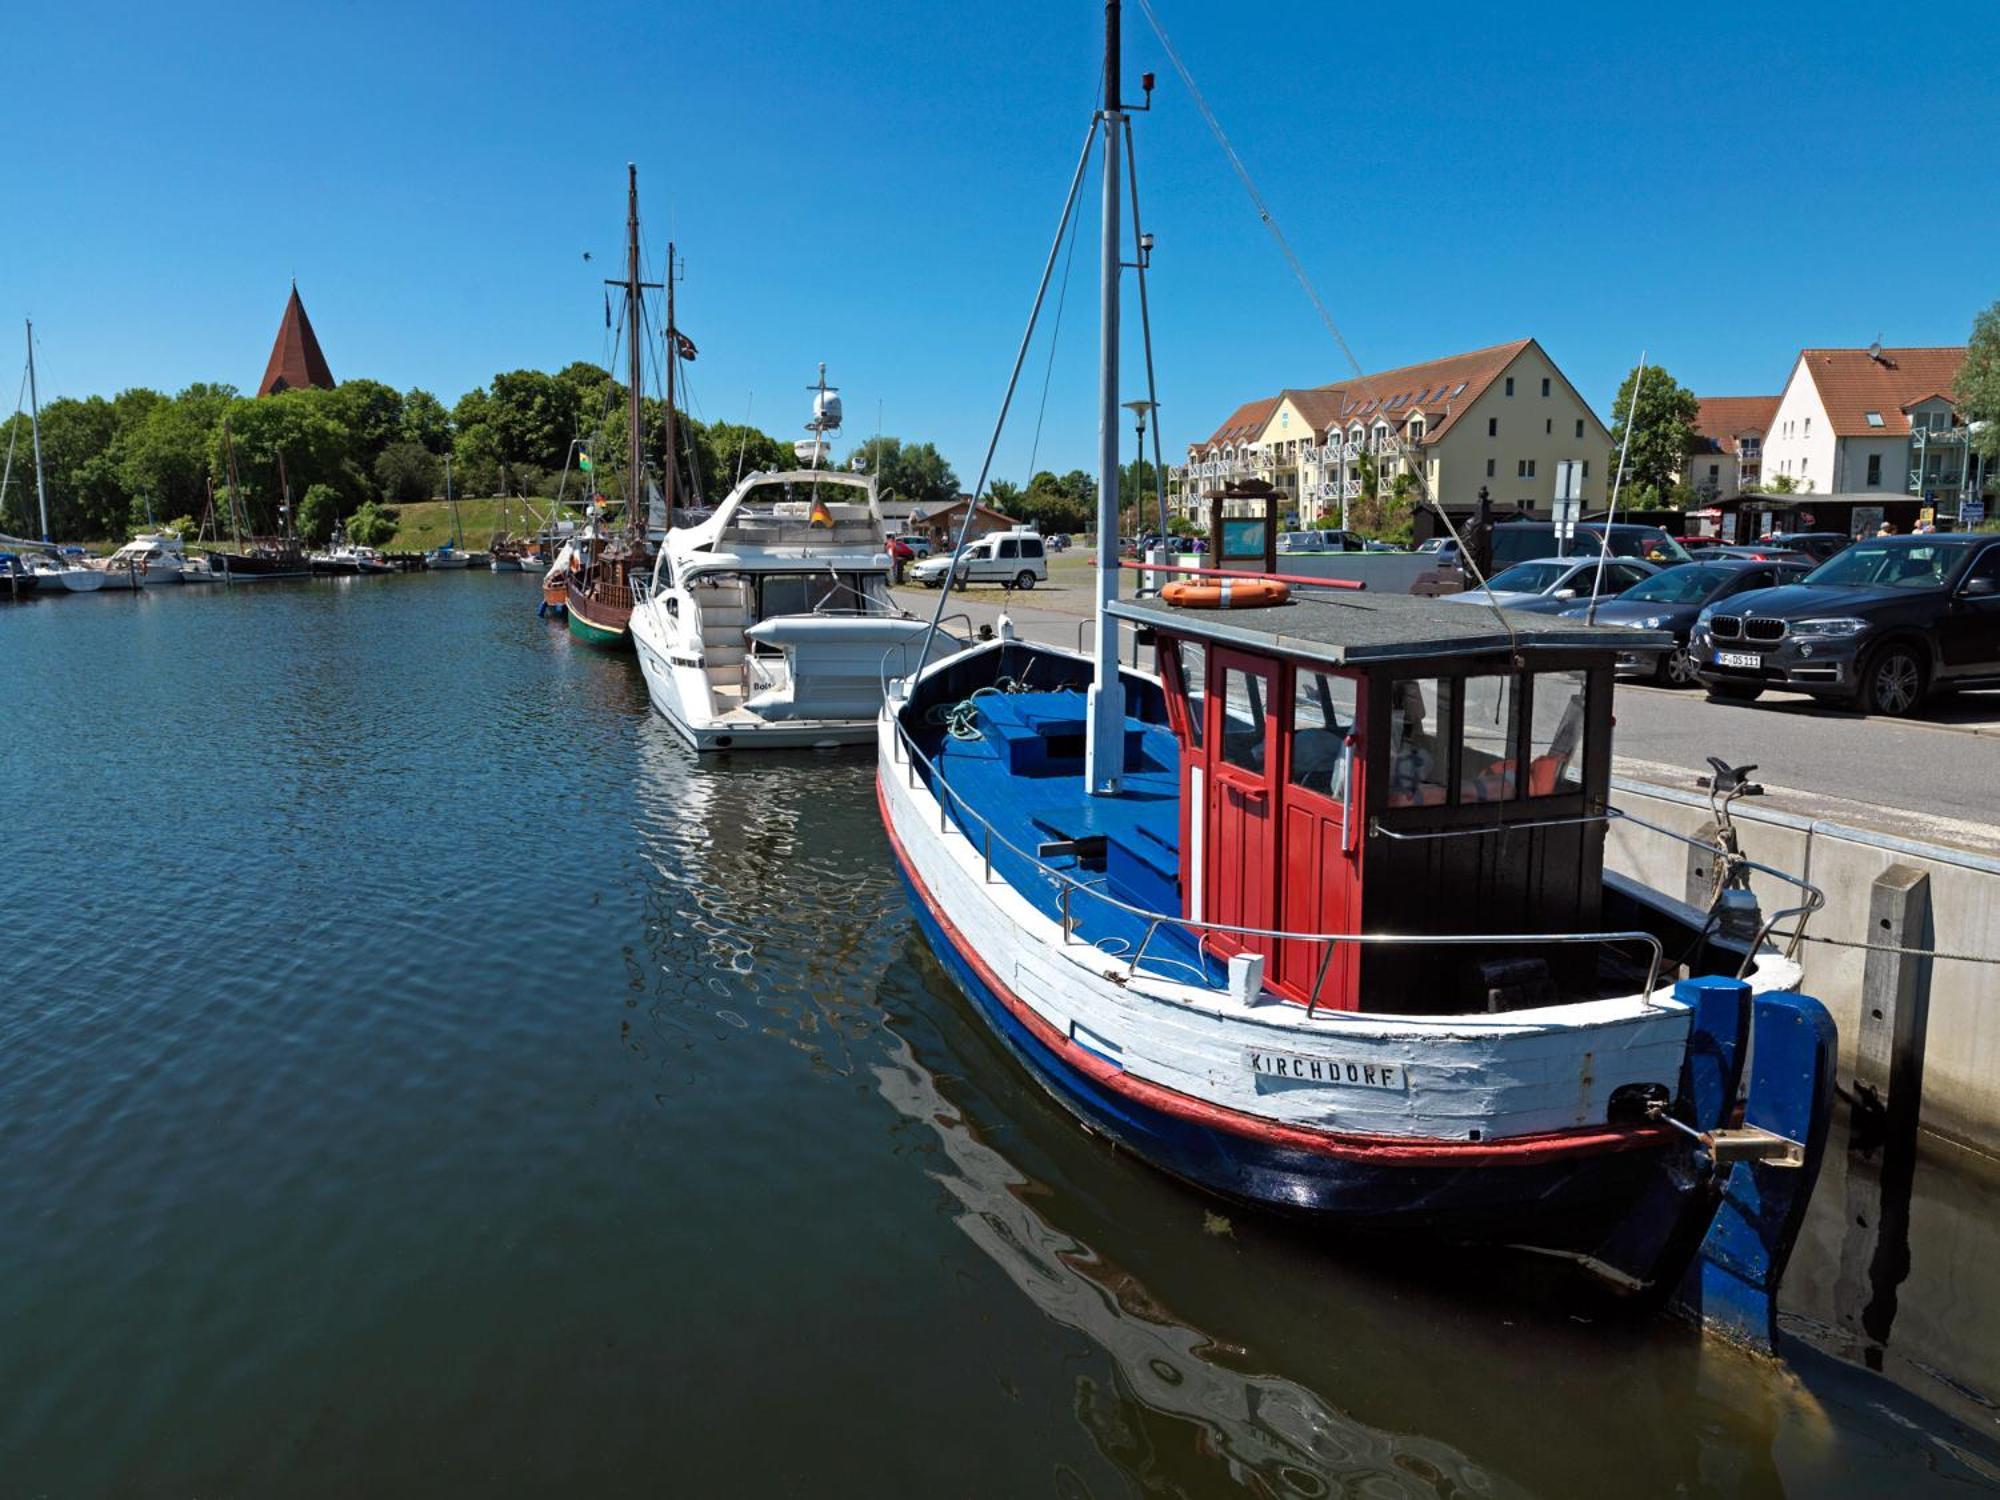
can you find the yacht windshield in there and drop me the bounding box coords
[1620,565,1733,605]
[1804,542,1972,590]
[754,571,883,617]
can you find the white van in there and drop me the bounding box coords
[910,530,1049,589]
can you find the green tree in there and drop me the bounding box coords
[849,436,960,510]
[329,379,405,476]
[211,390,354,534]
[985,478,1024,510]
[1607,364,1701,506]
[697,421,793,494]
[374,440,440,502]
[400,388,453,454]
[119,382,233,522]
[346,500,400,547]
[1959,300,2000,468]
[29,396,125,539]
[298,484,343,545]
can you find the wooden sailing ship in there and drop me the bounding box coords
[565,164,664,649]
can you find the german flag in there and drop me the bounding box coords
[808,496,834,528]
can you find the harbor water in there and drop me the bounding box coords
[4,574,1998,1497]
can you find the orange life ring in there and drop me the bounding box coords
[1160,578,1290,609]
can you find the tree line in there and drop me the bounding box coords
[0,362,971,545]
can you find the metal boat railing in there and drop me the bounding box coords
[887,711,1667,1015]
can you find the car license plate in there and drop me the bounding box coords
[1715,651,1760,669]
[1245,1048,1405,1090]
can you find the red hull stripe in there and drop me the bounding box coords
[878,772,1674,1169]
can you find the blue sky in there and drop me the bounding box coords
[5,0,1995,483]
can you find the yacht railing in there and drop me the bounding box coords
[887,711,1666,1014]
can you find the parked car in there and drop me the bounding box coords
[1691,533,2000,715]
[1556,558,1811,686]
[1763,532,1852,564]
[1442,554,1658,615]
[1683,543,1812,566]
[1278,528,1368,554]
[1489,521,1690,570]
[909,529,1051,589]
[893,534,933,559]
[1424,522,1689,573]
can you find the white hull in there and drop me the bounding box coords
[40,568,106,593]
[631,604,898,750]
[429,554,472,571]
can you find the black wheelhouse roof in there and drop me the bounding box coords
[1108,592,1673,668]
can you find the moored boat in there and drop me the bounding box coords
[98,532,188,588]
[563,164,658,651]
[879,0,1837,1348]
[630,462,943,750]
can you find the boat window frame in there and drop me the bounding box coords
[1369,654,1609,821]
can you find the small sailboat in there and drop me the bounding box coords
[16,320,104,593]
[563,166,659,650]
[878,1,1837,1347]
[629,369,945,750]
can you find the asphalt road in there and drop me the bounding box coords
[894,578,2000,832]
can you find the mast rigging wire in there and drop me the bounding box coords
[915,115,1103,677]
[1132,0,1515,654]
[1588,354,1647,624]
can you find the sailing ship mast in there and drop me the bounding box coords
[624,163,645,528]
[1084,0,1126,796]
[26,320,50,543]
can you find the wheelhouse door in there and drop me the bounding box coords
[1276,666,1364,1009]
[1203,649,1281,967]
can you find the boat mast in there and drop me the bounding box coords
[1084,0,1126,797]
[664,241,677,523]
[624,164,645,533]
[26,320,50,543]
[223,418,245,551]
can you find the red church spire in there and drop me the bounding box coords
[257,282,335,396]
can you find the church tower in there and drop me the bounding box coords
[257,282,336,396]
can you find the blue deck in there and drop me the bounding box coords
[923,688,1223,986]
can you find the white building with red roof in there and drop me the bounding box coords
[1178,338,1612,527]
[1685,396,1779,500]
[1761,345,1988,516]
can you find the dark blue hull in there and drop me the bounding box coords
[898,859,1690,1255]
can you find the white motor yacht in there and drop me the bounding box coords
[99,532,188,588]
[629,468,947,750]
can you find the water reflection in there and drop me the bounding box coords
[871,1020,1521,1498]
[623,723,2000,1497]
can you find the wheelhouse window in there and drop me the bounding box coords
[1527,671,1587,796]
[1181,643,1206,747]
[1386,678,1448,806]
[1218,666,1267,772]
[1458,675,1518,802]
[1290,670,1356,798]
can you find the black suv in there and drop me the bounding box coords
[1691,534,2000,715]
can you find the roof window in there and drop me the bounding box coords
[1865,411,1884,427]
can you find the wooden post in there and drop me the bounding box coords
[1834,863,1931,1361]
[1853,864,1933,1125]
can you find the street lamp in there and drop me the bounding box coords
[1122,397,1158,541]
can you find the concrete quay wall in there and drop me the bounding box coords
[1607,771,2000,1159]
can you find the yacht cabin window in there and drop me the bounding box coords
[1458,675,1518,802]
[1527,670,1588,796]
[753,571,879,619]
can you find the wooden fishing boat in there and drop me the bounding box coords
[879,0,1837,1350]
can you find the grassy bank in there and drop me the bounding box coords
[387,499,551,552]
